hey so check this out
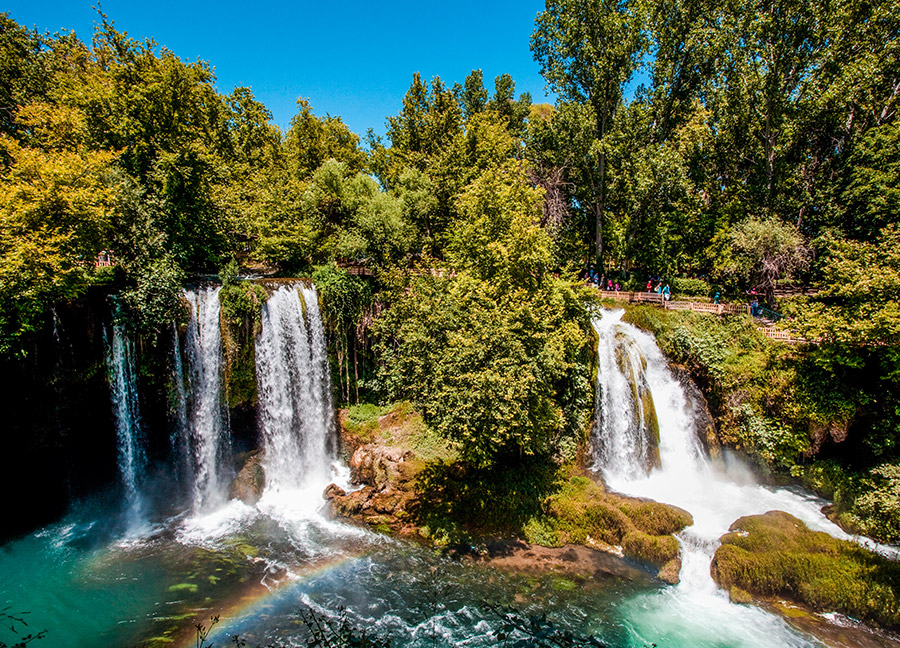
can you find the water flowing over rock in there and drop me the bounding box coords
[255,284,335,494]
[592,308,889,645]
[182,286,232,511]
[170,321,193,492]
[105,322,147,529]
[592,314,664,477]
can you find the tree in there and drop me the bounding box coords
[799,226,900,347]
[531,0,647,266]
[455,69,488,120]
[0,102,117,351]
[838,121,900,242]
[376,166,593,467]
[284,98,366,180]
[713,216,809,307]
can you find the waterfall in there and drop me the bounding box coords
[170,322,193,492]
[255,284,334,495]
[592,309,869,644]
[182,286,231,512]
[105,322,147,528]
[593,315,664,479]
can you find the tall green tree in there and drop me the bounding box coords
[531,0,647,266]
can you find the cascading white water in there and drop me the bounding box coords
[255,284,334,497]
[170,321,193,492]
[105,322,147,529]
[593,309,865,646]
[593,318,662,479]
[183,286,231,512]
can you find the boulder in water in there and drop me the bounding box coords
[230,451,265,505]
[711,511,900,630]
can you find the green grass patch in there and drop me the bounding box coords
[712,511,900,629]
[521,470,692,574]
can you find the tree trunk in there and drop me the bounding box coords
[352,332,359,405]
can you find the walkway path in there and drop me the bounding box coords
[596,289,807,343]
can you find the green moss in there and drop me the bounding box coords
[617,500,693,536]
[219,282,268,408]
[522,516,563,547]
[712,511,900,629]
[621,530,680,566]
[534,471,692,575]
[373,523,393,535]
[345,401,459,465]
[167,583,199,594]
[344,403,391,442]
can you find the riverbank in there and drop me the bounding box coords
[323,402,693,584]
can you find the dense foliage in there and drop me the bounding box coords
[1,0,898,536]
[376,165,594,467]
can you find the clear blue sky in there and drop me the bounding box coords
[5,1,554,138]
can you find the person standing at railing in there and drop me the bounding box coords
[714,291,720,305]
[662,284,671,301]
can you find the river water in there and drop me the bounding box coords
[0,302,892,647]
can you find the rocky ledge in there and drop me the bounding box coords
[322,402,694,585]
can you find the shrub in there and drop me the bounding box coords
[671,277,711,297]
[849,464,900,543]
[219,281,268,326]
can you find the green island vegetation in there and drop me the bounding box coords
[1,0,900,642]
[712,511,900,628]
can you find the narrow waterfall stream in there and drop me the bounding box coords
[104,322,147,531]
[182,286,231,512]
[170,321,193,493]
[592,309,880,646]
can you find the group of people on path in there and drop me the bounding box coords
[581,267,763,313]
[584,268,621,292]
[646,279,671,301]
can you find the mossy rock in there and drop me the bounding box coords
[538,472,692,581]
[617,500,693,536]
[728,585,754,604]
[621,530,680,567]
[711,511,900,629]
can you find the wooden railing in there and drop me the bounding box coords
[598,290,750,315]
[758,327,806,343]
[598,290,665,304]
[597,286,810,342]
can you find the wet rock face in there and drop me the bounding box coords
[350,444,416,489]
[325,442,418,535]
[230,451,265,505]
[672,365,720,457]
